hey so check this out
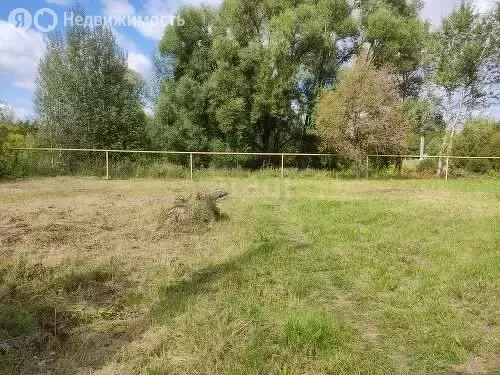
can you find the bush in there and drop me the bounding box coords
[452,119,500,173]
[0,124,44,179]
[417,158,438,172]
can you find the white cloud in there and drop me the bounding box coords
[0,21,45,90]
[13,106,32,120]
[113,27,137,50]
[134,0,175,40]
[133,0,222,40]
[476,0,495,13]
[102,0,210,41]
[128,51,152,76]
[422,0,497,26]
[103,0,136,17]
[112,29,152,77]
[134,19,168,41]
[133,0,221,40]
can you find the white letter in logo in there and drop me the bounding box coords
[8,8,33,31]
[64,12,74,27]
[34,8,58,33]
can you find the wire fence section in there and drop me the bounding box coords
[9,147,500,180]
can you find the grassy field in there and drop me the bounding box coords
[0,176,499,374]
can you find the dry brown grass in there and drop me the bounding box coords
[1,178,240,273]
[0,176,498,375]
[0,177,256,374]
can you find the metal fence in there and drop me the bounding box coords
[364,154,500,180]
[9,147,500,180]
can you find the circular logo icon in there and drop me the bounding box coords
[8,8,33,31]
[34,8,58,33]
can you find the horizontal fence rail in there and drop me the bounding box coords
[10,147,500,159]
[367,154,500,160]
[8,147,500,180]
[9,147,340,157]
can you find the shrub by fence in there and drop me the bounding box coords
[4,147,500,180]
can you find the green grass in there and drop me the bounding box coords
[4,149,499,181]
[0,177,498,374]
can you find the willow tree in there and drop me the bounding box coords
[154,0,359,153]
[316,54,410,176]
[359,0,429,101]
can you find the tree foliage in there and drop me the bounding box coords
[427,1,499,175]
[152,0,435,158]
[432,2,498,97]
[0,104,39,178]
[35,10,147,150]
[362,1,429,99]
[6,0,497,176]
[154,0,358,153]
[316,55,411,174]
[0,102,15,123]
[453,118,500,172]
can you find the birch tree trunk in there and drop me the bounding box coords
[437,90,465,177]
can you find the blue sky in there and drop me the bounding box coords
[0,0,498,120]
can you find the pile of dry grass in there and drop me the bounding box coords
[157,189,228,231]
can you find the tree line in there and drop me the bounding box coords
[1,0,499,177]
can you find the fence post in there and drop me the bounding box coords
[190,153,193,180]
[419,136,425,160]
[105,151,109,180]
[365,155,369,179]
[445,157,449,181]
[281,154,284,178]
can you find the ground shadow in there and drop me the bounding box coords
[0,227,285,374]
[153,235,280,319]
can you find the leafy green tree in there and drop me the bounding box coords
[153,6,216,152]
[316,54,411,175]
[429,1,499,176]
[35,10,147,150]
[364,10,428,99]
[359,0,423,19]
[154,0,432,159]
[360,0,429,99]
[155,0,358,153]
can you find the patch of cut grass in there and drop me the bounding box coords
[284,308,354,354]
[0,177,498,374]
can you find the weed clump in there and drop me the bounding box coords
[158,189,228,231]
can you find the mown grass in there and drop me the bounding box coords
[0,177,498,374]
